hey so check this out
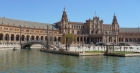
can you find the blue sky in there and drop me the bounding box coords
[0,0,139,28]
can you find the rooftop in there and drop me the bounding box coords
[0,17,58,30]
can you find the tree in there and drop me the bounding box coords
[65,33,76,48]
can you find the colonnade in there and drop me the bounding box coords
[119,38,140,43]
[0,33,61,44]
[75,36,102,44]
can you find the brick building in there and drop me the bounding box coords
[0,8,139,44]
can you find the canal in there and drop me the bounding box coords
[0,49,140,73]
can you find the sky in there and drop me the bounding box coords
[0,0,139,28]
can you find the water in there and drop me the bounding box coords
[0,49,140,73]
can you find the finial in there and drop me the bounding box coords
[64,6,66,12]
[114,12,116,16]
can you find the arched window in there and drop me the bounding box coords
[41,36,44,40]
[22,35,25,41]
[0,33,3,40]
[26,35,30,41]
[31,36,34,40]
[11,34,14,41]
[16,35,19,41]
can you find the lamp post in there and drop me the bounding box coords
[52,27,54,45]
[106,35,107,43]
[47,25,49,49]
[58,37,59,48]
[19,25,21,49]
[66,36,68,51]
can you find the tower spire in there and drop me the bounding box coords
[61,7,68,22]
[112,13,118,24]
[114,12,116,16]
[64,6,66,12]
[95,11,97,17]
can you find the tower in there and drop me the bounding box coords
[60,7,69,34]
[112,13,119,33]
[112,13,119,43]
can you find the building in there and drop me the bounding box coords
[0,8,140,45]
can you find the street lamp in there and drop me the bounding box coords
[19,25,21,49]
[47,25,49,49]
[66,36,68,51]
[58,37,59,48]
[52,27,54,45]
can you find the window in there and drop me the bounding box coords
[4,28,8,30]
[77,31,80,34]
[95,31,98,34]
[26,30,29,32]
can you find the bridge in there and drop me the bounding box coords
[21,40,50,49]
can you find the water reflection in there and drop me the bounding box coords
[0,49,140,73]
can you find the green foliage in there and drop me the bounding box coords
[65,33,76,47]
[85,51,105,53]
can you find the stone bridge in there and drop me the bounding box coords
[21,41,50,49]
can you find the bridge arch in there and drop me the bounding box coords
[21,41,50,49]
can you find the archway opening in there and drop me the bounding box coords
[22,35,25,41]
[16,35,19,41]
[36,36,39,41]
[41,36,44,41]
[45,36,47,41]
[31,36,34,40]
[5,34,9,41]
[54,37,57,41]
[109,37,112,42]
[0,33,3,41]
[27,35,30,42]
[11,34,14,41]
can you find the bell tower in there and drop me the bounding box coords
[112,13,119,33]
[60,7,69,34]
[112,13,119,43]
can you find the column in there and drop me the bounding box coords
[106,36,108,43]
[9,35,11,43]
[123,37,125,42]
[14,35,16,43]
